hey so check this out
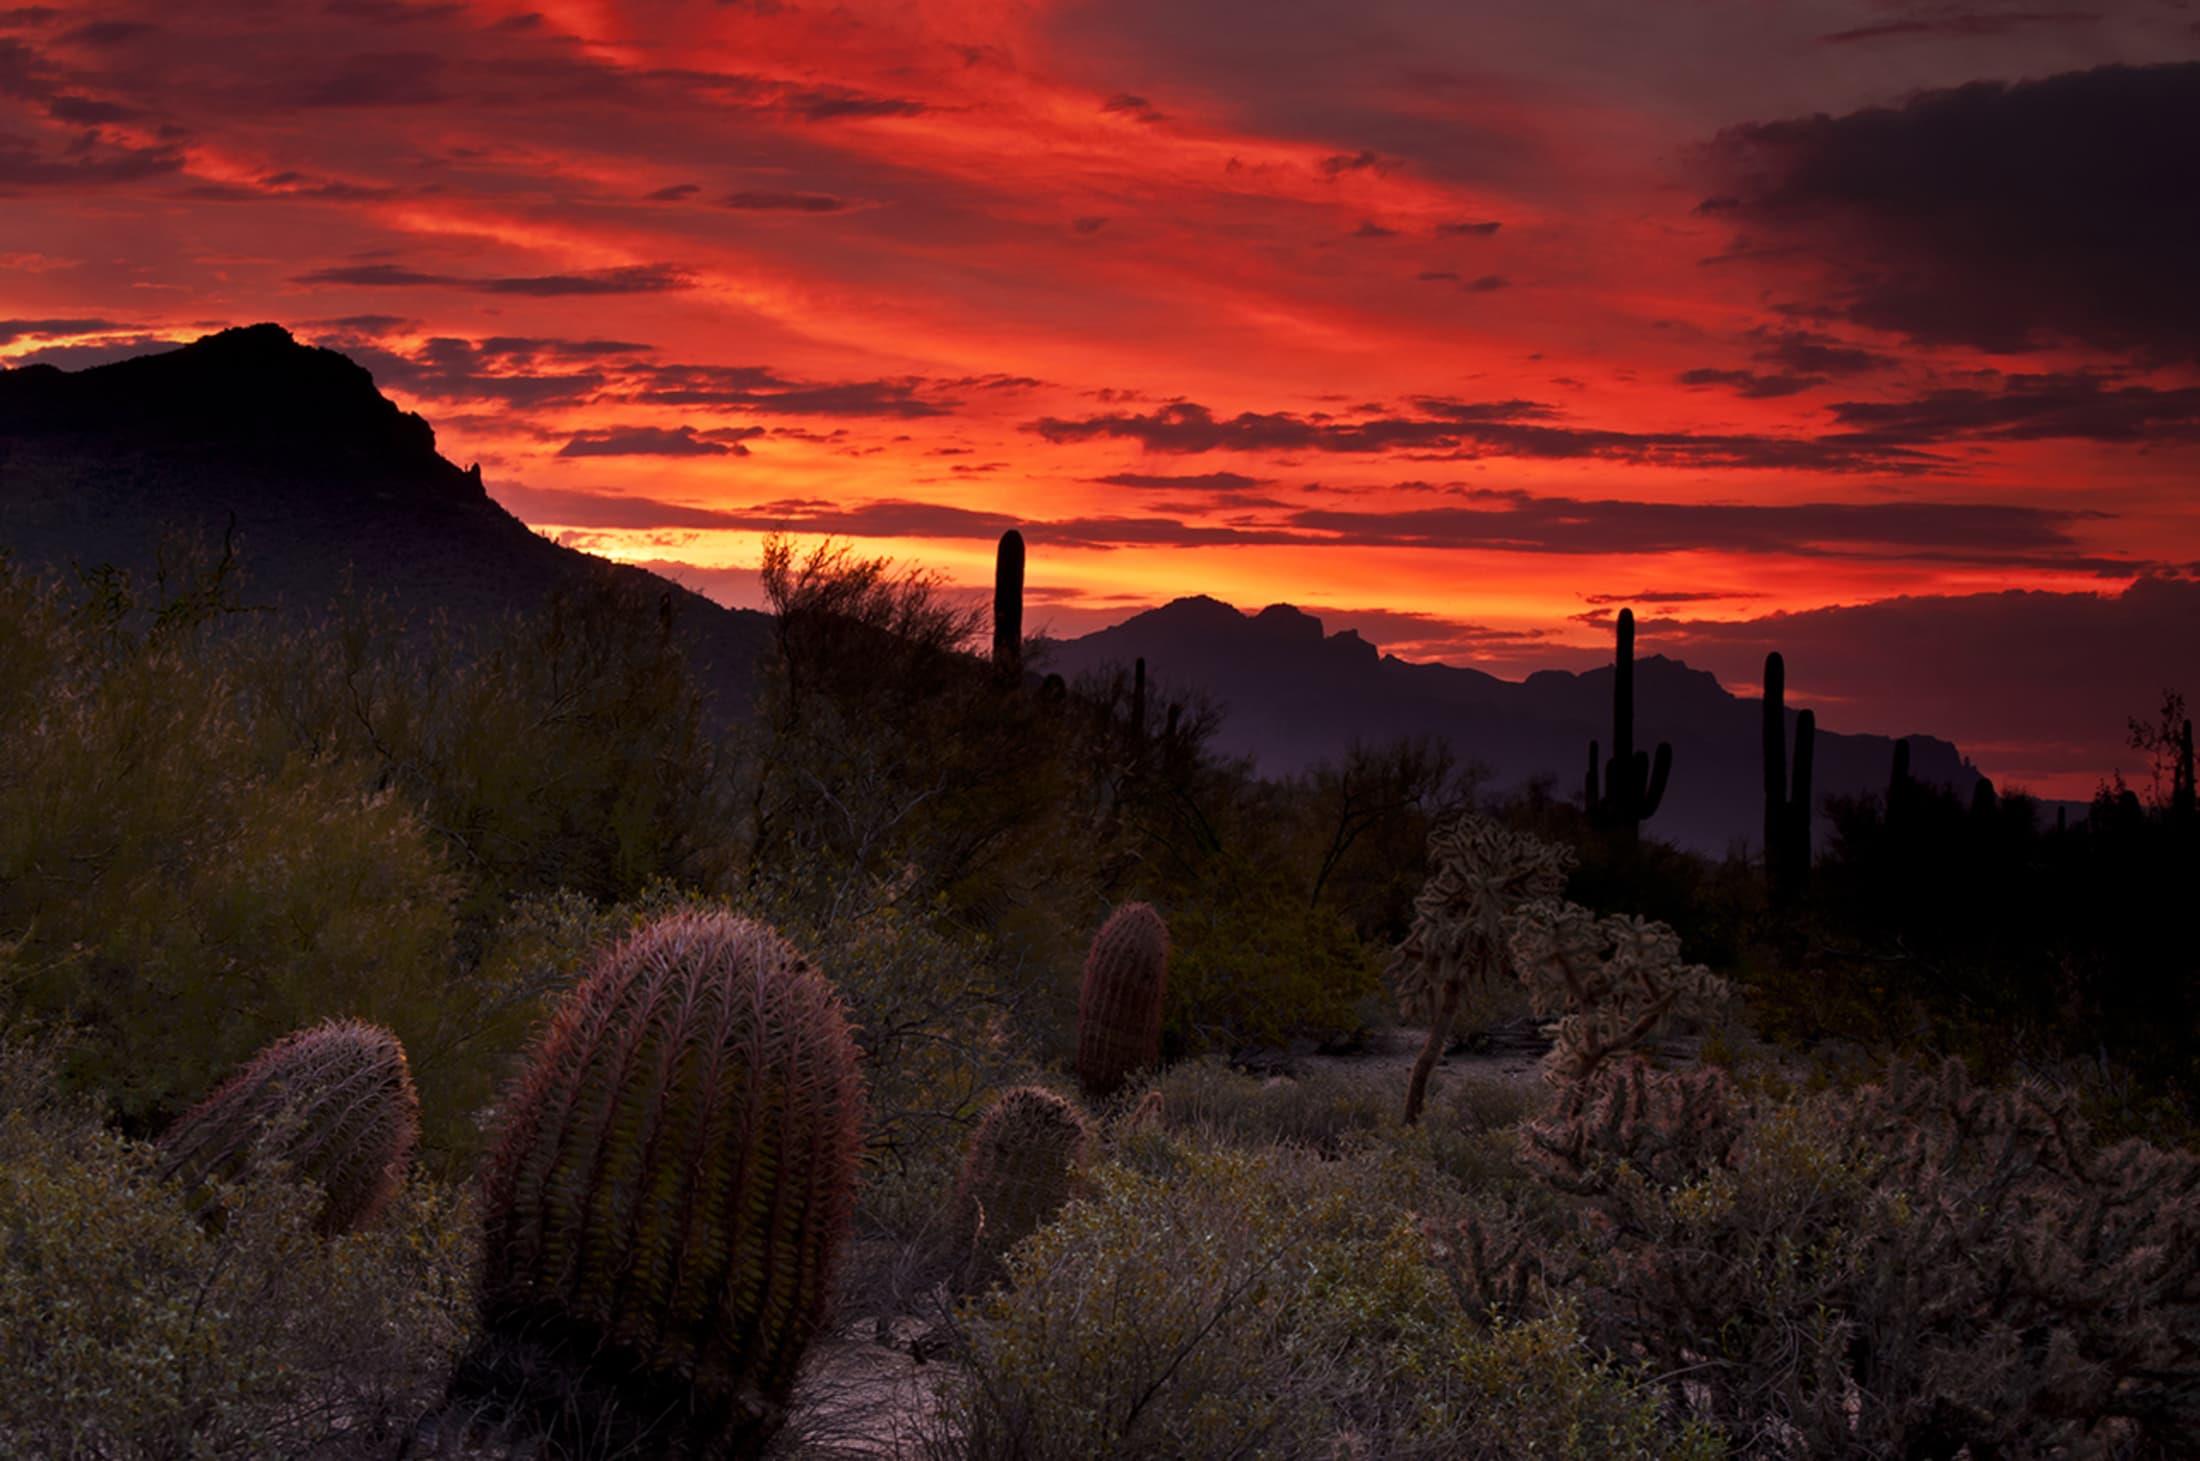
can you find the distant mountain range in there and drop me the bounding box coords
[2,325,1986,855]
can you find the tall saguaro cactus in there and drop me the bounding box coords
[1076,902,1169,1099]
[1763,651,1816,898]
[158,1018,419,1236]
[1585,608,1672,842]
[993,528,1025,681]
[468,911,866,1460]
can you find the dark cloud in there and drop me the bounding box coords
[645,182,700,201]
[1282,489,2107,561]
[1093,470,1273,492]
[295,263,694,295]
[292,51,447,108]
[1319,149,1382,176]
[1829,373,2200,444]
[1678,366,1824,398]
[722,190,846,212]
[0,315,124,343]
[45,93,138,123]
[57,19,155,45]
[1101,92,1165,123]
[1746,327,1893,378]
[308,333,612,406]
[0,131,183,186]
[1352,220,1398,238]
[1436,219,1501,237]
[1072,215,1107,234]
[780,85,924,121]
[557,425,754,457]
[494,484,752,530]
[1028,397,1939,471]
[1816,11,2099,45]
[1705,63,2200,362]
[628,363,953,418]
[1584,590,1765,605]
[321,1,466,23]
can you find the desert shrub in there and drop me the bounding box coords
[931,1143,1709,1459]
[240,571,737,917]
[1462,1057,2200,1456]
[1162,854,1383,1053]
[0,1059,474,1458]
[0,559,460,1130]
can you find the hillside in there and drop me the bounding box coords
[1050,596,1986,855]
[0,324,770,712]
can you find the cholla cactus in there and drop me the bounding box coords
[953,1085,1090,1286]
[466,911,867,1460]
[1390,816,1575,1123]
[1076,902,1169,1100]
[158,1018,418,1235]
[1506,901,1728,1089]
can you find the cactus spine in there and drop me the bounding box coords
[993,528,1024,681]
[158,1018,419,1236]
[953,1086,1089,1285]
[1585,608,1672,841]
[1762,651,1815,898]
[470,911,866,1460]
[1076,902,1169,1099]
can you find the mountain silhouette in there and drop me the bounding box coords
[3,326,1992,854]
[0,324,769,710]
[1047,596,1987,856]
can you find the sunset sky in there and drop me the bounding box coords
[4,1,2198,794]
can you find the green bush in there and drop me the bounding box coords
[930,1143,1710,1459]
[0,561,459,1130]
[1163,855,1383,1053]
[0,1053,474,1458]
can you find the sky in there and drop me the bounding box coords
[3,0,2198,795]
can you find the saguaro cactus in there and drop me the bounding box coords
[470,911,866,1460]
[1762,651,1815,898]
[953,1085,1089,1284]
[1585,608,1672,841]
[1076,902,1169,1099]
[159,1018,419,1235]
[993,529,1025,681]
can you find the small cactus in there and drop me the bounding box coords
[158,1018,419,1236]
[1076,902,1169,1099]
[953,1085,1089,1284]
[468,911,866,1460]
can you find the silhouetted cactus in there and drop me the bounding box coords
[953,1085,1090,1285]
[158,1017,419,1236]
[1076,902,1169,1099]
[1584,608,1672,842]
[1762,651,1815,898]
[993,529,1024,681]
[467,911,866,1460]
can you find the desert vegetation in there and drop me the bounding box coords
[2,533,2196,1458]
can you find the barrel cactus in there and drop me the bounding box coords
[157,1017,418,1236]
[1076,902,1169,1100]
[953,1085,1089,1285]
[467,910,867,1460]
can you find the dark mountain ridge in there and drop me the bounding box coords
[0,324,770,710]
[1049,596,1988,855]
